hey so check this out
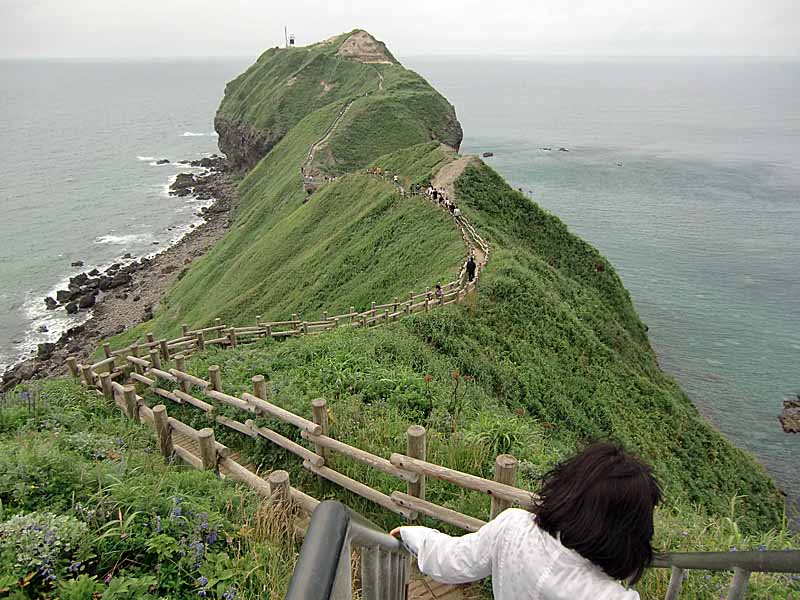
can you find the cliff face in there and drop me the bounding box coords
[215,30,462,173]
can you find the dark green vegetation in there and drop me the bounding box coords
[0,383,299,599]
[215,29,461,171]
[9,28,797,599]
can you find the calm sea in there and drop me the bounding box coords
[1,57,797,518]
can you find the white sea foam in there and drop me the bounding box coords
[95,233,153,245]
[137,155,156,161]
[182,131,218,137]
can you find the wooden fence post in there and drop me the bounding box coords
[146,332,155,345]
[208,365,222,392]
[80,365,94,388]
[256,315,262,326]
[130,344,141,375]
[152,404,174,461]
[196,331,205,351]
[123,385,139,423]
[252,375,267,399]
[370,302,376,317]
[349,306,355,325]
[99,372,113,402]
[66,356,79,379]
[311,399,329,462]
[490,454,518,519]
[181,323,189,336]
[323,311,328,322]
[301,321,308,335]
[228,328,237,348]
[149,348,162,371]
[425,297,430,312]
[268,470,290,505]
[409,291,414,302]
[102,343,113,359]
[174,354,191,393]
[291,313,298,323]
[384,309,389,323]
[198,428,218,475]
[160,339,170,362]
[407,425,427,501]
[393,297,399,312]
[360,315,367,328]
[215,318,222,328]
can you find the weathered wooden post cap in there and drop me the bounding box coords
[268,470,290,485]
[495,454,518,468]
[408,424,426,438]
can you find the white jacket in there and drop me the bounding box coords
[400,508,640,600]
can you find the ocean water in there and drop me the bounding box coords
[0,58,248,370]
[406,56,800,519]
[1,57,797,520]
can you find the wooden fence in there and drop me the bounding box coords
[68,347,533,534]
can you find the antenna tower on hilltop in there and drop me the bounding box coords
[284,26,289,48]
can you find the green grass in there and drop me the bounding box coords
[0,381,299,599]
[216,29,461,168]
[58,28,798,600]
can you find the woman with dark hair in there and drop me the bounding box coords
[391,442,661,599]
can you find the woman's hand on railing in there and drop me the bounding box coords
[390,526,403,538]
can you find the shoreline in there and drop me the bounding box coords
[1,159,238,391]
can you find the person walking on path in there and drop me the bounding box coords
[466,255,476,282]
[453,206,461,218]
[391,442,660,600]
[434,284,443,300]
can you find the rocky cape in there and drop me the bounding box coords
[1,156,237,392]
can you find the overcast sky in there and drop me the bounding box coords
[1,0,798,59]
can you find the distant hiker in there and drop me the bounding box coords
[453,206,461,218]
[391,442,661,600]
[434,284,443,300]
[432,189,439,201]
[466,256,476,282]
[393,175,399,184]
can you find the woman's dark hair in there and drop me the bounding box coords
[531,442,662,584]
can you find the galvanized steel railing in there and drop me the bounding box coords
[653,550,800,600]
[285,501,409,600]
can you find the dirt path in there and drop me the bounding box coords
[432,155,486,267]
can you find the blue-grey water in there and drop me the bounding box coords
[1,57,797,520]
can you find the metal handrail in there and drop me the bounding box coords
[652,550,800,572]
[652,550,800,600]
[285,501,409,600]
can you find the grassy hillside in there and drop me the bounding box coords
[215,29,461,171]
[113,142,463,345]
[38,28,795,599]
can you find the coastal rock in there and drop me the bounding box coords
[78,294,96,309]
[37,325,48,333]
[88,268,100,276]
[70,273,89,286]
[56,289,72,303]
[123,253,132,259]
[37,342,56,358]
[170,173,197,197]
[70,260,84,267]
[65,302,78,314]
[558,147,570,152]
[482,152,494,158]
[156,159,170,165]
[44,296,58,309]
[109,273,132,289]
[779,396,800,433]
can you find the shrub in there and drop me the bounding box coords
[0,512,91,594]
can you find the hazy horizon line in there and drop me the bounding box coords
[2,53,799,62]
